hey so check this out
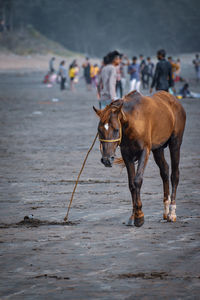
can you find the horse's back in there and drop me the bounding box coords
[151,91,184,113]
[124,90,186,127]
[123,90,186,148]
[123,90,178,120]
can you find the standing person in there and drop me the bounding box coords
[120,55,129,95]
[91,64,100,87]
[69,60,75,91]
[73,61,80,85]
[116,53,127,98]
[128,56,141,92]
[168,56,179,93]
[82,57,92,91]
[168,57,179,81]
[146,57,154,88]
[150,49,173,93]
[139,54,147,89]
[59,60,67,90]
[49,57,56,73]
[119,54,130,95]
[193,54,200,82]
[116,61,123,98]
[97,50,121,109]
[174,58,181,82]
[69,60,79,91]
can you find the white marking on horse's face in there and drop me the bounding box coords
[104,123,109,130]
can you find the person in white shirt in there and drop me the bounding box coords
[97,50,121,109]
[58,60,67,90]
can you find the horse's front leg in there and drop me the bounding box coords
[134,148,150,227]
[121,147,137,226]
[124,159,136,226]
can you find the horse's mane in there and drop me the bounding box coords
[100,90,141,123]
[123,90,142,101]
[99,99,123,123]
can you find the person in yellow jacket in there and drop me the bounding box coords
[91,64,100,87]
[168,56,179,93]
[69,60,79,91]
[168,57,179,80]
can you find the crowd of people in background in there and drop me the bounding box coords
[43,56,100,92]
[43,51,200,101]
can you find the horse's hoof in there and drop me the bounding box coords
[163,213,168,220]
[167,214,176,222]
[126,218,134,226]
[134,216,144,227]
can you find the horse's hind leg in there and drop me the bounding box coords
[168,137,182,222]
[153,148,170,220]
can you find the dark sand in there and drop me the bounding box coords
[0,70,199,299]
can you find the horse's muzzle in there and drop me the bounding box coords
[101,156,114,167]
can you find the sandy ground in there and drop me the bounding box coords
[0,56,200,299]
[0,53,99,73]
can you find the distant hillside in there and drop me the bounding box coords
[5,0,199,57]
[0,25,77,57]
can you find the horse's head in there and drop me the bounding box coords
[93,103,125,167]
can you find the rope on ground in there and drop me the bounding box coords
[64,132,99,222]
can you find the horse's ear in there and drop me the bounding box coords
[93,106,101,117]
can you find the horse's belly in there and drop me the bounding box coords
[151,116,174,149]
[151,137,171,150]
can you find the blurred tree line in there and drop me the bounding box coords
[0,0,199,56]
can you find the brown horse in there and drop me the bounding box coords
[93,90,186,227]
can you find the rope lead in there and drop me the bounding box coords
[64,132,99,222]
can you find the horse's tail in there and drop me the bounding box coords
[114,157,125,167]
